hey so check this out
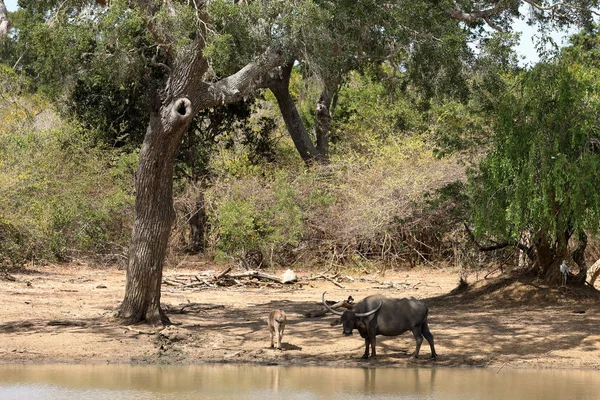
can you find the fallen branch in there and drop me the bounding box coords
[324,275,344,288]
[162,267,297,290]
[47,320,86,327]
[213,266,232,281]
[304,297,354,318]
[165,303,225,314]
[497,362,508,373]
[306,270,344,288]
[124,325,161,335]
[227,270,284,283]
[1,273,16,282]
[163,279,184,286]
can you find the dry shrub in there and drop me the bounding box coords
[172,136,473,271]
[319,138,469,268]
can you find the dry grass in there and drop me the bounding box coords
[171,137,472,270]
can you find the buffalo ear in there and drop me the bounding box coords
[330,318,342,326]
[356,320,366,330]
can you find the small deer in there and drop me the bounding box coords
[268,309,286,350]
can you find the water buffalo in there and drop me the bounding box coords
[268,309,287,349]
[322,292,437,360]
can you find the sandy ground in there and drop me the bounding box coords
[1,263,600,370]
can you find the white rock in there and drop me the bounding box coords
[281,269,297,284]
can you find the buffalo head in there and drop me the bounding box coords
[322,292,381,335]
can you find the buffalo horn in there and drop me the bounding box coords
[354,301,382,317]
[322,291,344,316]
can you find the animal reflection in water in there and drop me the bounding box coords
[268,309,287,350]
[323,291,437,360]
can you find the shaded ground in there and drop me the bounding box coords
[1,263,600,370]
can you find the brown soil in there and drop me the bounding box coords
[2,263,600,370]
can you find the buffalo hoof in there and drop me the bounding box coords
[361,354,369,360]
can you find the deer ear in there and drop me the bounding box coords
[330,318,342,326]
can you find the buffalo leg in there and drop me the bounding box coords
[369,335,377,358]
[411,327,424,358]
[422,321,437,360]
[362,338,370,359]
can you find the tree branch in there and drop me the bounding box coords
[150,47,172,74]
[483,16,505,32]
[463,222,533,257]
[523,0,600,17]
[445,1,513,30]
[197,47,284,110]
[127,0,179,60]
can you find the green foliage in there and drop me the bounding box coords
[68,1,162,149]
[0,220,27,269]
[5,4,96,97]
[428,99,492,157]
[264,172,304,246]
[212,198,263,258]
[333,70,425,155]
[562,25,600,67]
[0,67,135,263]
[1,1,164,150]
[427,33,521,158]
[205,0,293,76]
[206,170,306,262]
[469,60,600,244]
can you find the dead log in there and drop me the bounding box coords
[226,270,284,284]
[304,297,354,318]
[166,303,225,314]
[163,279,183,286]
[213,266,232,281]
[305,271,344,288]
[47,320,86,327]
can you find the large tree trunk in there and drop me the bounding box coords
[534,231,573,286]
[315,89,331,161]
[571,232,588,284]
[267,63,325,164]
[188,191,207,253]
[120,98,194,326]
[315,75,341,162]
[0,0,9,37]
[118,1,283,325]
[587,257,600,287]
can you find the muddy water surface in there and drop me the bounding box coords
[1,364,600,399]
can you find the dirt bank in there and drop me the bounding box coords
[1,263,600,370]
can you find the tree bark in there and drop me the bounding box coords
[535,232,570,286]
[0,0,9,37]
[587,257,600,286]
[266,63,325,164]
[571,232,588,284]
[315,89,331,161]
[315,74,341,162]
[188,192,207,253]
[120,98,194,326]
